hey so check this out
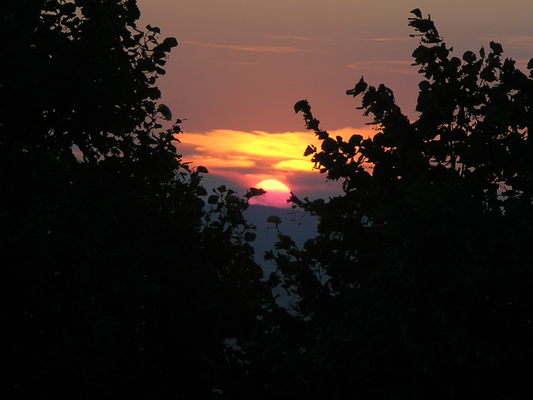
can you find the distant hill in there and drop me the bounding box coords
[244,204,318,274]
[245,204,317,309]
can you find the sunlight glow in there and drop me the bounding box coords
[255,179,291,192]
[274,159,314,171]
[174,127,376,198]
[176,126,375,175]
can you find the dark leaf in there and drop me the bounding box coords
[146,25,161,33]
[244,232,256,242]
[267,272,280,287]
[62,3,76,13]
[489,41,503,55]
[294,100,310,114]
[304,145,317,157]
[346,76,367,97]
[245,188,267,199]
[267,215,282,225]
[321,138,338,153]
[157,104,172,120]
[349,134,363,146]
[462,51,476,64]
[410,8,422,18]
[163,37,178,48]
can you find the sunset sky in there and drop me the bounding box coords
[138,0,533,205]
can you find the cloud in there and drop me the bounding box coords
[268,34,331,43]
[347,60,415,75]
[182,40,306,53]
[223,61,261,65]
[352,36,410,42]
[481,35,533,48]
[175,127,376,191]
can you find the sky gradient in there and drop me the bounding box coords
[138,0,533,203]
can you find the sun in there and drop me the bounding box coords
[255,179,291,192]
[249,179,291,208]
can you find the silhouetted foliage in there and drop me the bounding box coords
[2,1,273,398]
[268,10,533,399]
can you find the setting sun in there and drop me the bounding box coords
[255,179,291,192]
[249,179,291,208]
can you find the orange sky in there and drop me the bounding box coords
[138,0,533,203]
[174,126,376,200]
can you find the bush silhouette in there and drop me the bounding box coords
[2,1,272,398]
[267,9,533,399]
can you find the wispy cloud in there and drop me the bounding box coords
[347,60,415,75]
[482,34,533,47]
[268,34,331,43]
[175,127,377,200]
[223,61,261,65]
[352,36,410,42]
[182,40,306,53]
[175,127,375,177]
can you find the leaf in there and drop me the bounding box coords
[196,166,208,173]
[304,145,316,157]
[321,137,338,153]
[217,185,227,193]
[462,51,476,64]
[244,232,256,242]
[245,188,266,199]
[410,8,422,18]
[489,41,503,55]
[267,215,282,225]
[267,272,281,287]
[449,57,461,70]
[528,58,533,70]
[207,195,219,204]
[157,104,172,120]
[317,131,329,140]
[480,66,496,82]
[294,100,310,114]
[146,25,161,33]
[163,37,178,48]
[346,76,367,97]
[62,3,76,13]
[479,46,485,59]
[349,134,363,146]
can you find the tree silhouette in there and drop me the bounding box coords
[2,1,272,398]
[268,9,533,399]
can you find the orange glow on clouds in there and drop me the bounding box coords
[178,129,317,172]
[175,126,376,199]
[176,126,375,171]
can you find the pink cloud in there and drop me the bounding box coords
[182,40,307,53]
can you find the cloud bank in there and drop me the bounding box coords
[175,127,376,196]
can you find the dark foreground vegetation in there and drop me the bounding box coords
[3,2,533,399]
